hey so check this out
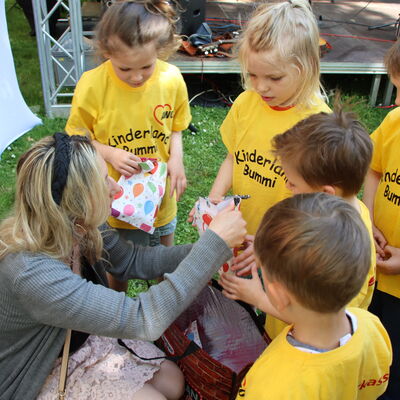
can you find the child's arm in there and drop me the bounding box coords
[93,140,141,177]
[219,265,284,320]
[362,168,387,257]
[377,245,400,275]
[168,130,186,200]
[208,153,234,203]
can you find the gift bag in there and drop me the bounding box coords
[156,281,270,400]
[111,159,167,234]
[192,196,242,275]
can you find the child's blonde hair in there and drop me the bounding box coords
[238,0,321,107]
[0,135,110,264]
[272,108,373,196]
[385,37,400,77]
[254,193,371,313]
[96,0,181,60]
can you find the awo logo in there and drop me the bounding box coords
[153,104,174,126]
[358,373,389,390]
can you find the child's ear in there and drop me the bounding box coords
[266,281,291,312]
[321,185,336,196]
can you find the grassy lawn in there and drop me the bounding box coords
[2,1,395,295]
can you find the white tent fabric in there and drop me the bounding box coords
[0,0,41,158]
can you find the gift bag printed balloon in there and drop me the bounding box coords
[192,196,242,275]
[111,159,167,233]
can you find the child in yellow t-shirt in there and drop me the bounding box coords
[66,1,191,291]
[220,109,376,340]
[236,193,392,400]
[363,37,400,400]
[202,0,330,272]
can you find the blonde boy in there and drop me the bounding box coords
[363,37,400,400]
[236,193,391,400]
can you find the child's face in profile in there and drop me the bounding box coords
[390,74,400,106]
[246,49,299,107]
[107,37,157,88]
[281,159,319,195]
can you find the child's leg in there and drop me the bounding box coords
[153,218,177,247]
[160,232,174,247]
[369,289,400,400]
[108,228,151,292]
[147,360,185,400]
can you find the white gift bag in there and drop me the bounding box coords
[111,159,167,234]
[192,196,242,274]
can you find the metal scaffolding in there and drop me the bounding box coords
[33,0,85,117]
[32,1,393,118]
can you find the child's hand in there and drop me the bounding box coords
[108,148,141,177]
[208,202,246,248]
[377,245,400,275]
[187,205,196,223]
[219,264,263,307]
[208,193,224,205]
[231,235,256,276]
[372,225,387,259]
[167,156,187,200]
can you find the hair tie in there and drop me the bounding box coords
[51,132,72,205]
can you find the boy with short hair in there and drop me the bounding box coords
[220,109,376,339]
[236,193,391,399]
[363,38,400,400]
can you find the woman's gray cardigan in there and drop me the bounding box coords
[0,227,231,400]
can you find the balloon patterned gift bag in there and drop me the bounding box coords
[192,196,246,275]
[111,159,167,233]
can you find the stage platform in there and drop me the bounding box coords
[170,0,399,105]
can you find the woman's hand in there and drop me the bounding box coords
[108,148,142,177]
[208,201,246,248]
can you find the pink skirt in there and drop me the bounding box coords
[37,335,165,399]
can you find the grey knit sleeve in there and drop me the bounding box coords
[13,230,232,341]
[101,226,194,281]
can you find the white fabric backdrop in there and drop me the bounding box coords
[0,0,41,158]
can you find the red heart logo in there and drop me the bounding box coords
[153,104,172,126]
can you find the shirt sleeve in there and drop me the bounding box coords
[14,229,232,342]
[65,73,98,140]
[220,99,239,154]
[171,72,192,132]
[370,117,387,174]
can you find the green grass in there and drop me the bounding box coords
[5,0,44,110]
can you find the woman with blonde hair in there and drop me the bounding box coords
[0,133,246,400]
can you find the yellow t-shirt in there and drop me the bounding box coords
[66,59,191,229]
[348,200,376,309]
[237,308,392,400]
[370,107,400,298]
[221,90,331,235]
[265,200,376,340]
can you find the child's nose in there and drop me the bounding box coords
[254,79,269,94]
[130,71,143,83]
[109,177,120,196]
